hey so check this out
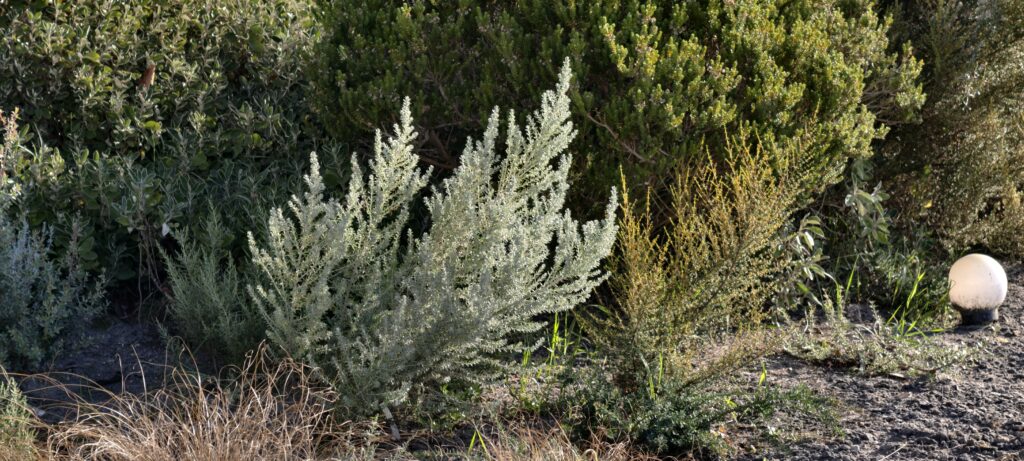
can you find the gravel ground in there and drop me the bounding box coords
[739,266,1024,461]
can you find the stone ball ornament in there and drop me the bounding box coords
[948,253,1007,325]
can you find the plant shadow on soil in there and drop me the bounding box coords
[12,311,216,425]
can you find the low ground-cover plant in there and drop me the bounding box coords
[169,63,618,418]
[556,346,834,457]
[0,110,104,371]
[786,288,970,377]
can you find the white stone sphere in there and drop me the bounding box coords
[948,254,1007,310]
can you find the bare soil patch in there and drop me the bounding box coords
[740,266,1024,460]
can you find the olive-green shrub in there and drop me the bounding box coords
[162,212,264,365]
[1,0,336,281]
[590,136,814,388]
[313,0,923,214]
[878,0,1024,255]
[567,128,843,455]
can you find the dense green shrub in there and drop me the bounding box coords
[1,0,336,281]
[0,110,104,371]
[1,0,320,157]
[313,0,923,214]
[878,0,1024,255]
[170,65,618,416]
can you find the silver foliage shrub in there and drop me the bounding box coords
[0,110,104,371]
[247,63,617,415]
[0,217,104,370]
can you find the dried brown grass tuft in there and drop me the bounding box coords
[463,419,661,461]
[42,345,377,461]
[8,346,663,461]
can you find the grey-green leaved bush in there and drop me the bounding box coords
[241,62,617,416]
[0,110,104,371]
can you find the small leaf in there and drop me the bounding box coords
[78,236,95,253]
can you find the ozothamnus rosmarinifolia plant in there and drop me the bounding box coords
[162,211,264,366]
[246,62,618,417]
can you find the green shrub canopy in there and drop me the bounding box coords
[878,0,1024,255]
[0,0,331,280]
[313,0,924,213]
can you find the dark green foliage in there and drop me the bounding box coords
[0,0,339,282]
[878,0,1024,255]
[1,0,319,157]
[815,161,950,323]
[313,0,923,214]
[162,212,264,365]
